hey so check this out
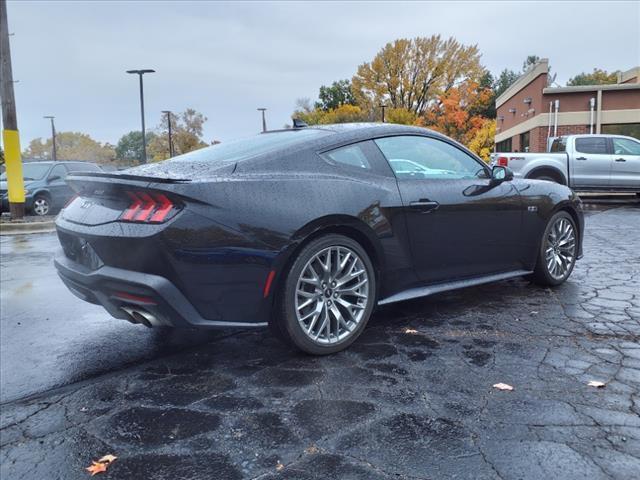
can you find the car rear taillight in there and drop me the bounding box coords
[497,156,509,167]
[120,191,178,223]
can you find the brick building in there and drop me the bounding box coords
[495,59,640,153]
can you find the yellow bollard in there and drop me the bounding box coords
[3,129,25,205]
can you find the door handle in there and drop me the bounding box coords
[615,157,626,162]
[575,157,587,161]
[409,199,439,212]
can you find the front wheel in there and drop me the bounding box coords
[529,211,578,286]
[32,195,51,216]
[272,234,376,355]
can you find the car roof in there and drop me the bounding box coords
[266,122,446,150]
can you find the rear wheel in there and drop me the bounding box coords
[272,234,376,355]
[529,211,577,286]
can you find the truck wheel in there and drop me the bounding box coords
[529,211,578,286]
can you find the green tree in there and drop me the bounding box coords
[315,79,356,111]
[352,35,483,115]
[148,108,209,161]
[115,130,157,164]
[567,68,619,86]
[522,55,540,72]
[23,132,115,163]
[493,68,519,98]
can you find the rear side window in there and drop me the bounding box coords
[321,143,371,170]
[550,137,567,152]
[612,138,640,155]
[575,137,608,154]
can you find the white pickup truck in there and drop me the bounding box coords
[491,134,640,193]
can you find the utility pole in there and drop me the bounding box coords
[43,116,57,161]
[161,110,174,157]
[126,69,155,164]
[257,107,267,132]
[379,104,387,123]
[1,0,25,219]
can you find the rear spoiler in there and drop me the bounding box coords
[68,171,191,184]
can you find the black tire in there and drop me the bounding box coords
[271,234,376,355]
[534,175,559,183]
[529,211,578,286]
[32,194,51,216]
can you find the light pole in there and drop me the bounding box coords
[43,116,57,161]
[126,69,155,163]
[379,104,387,123]
[257,107,267,133]
[161,110,174,157]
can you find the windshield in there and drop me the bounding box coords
[0,163,50,181]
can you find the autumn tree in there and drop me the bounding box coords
[148,108,209,161]
[352,35,483,116]
[23,132,115,163]
[468,119,496,162]
[418,81,488,145]
[293,103,369,125]
[316,80,356,111]
[567,68,619,86]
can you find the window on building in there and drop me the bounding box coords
[519,131,530,152]
[495,138,512,152]
[575,137,609,154]
[601,123,640,141]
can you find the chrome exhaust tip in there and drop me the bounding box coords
[121,306,157,328]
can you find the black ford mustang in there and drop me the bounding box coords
[54,123,584,354]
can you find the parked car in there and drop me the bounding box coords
[54,123,584,355]
[491,134,640,193]
[0,161,103,216]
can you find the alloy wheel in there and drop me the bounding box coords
[33,197,50,216]
[545,217,576,280]
[295,245,369,345]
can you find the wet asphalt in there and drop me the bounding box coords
[1,199,639,479]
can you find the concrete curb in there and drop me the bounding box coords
[0,221,56,235]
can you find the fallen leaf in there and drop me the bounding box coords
[588,380,606,388]
[305,444,319,454]
[404,328,418,334]
[85,454,117,476]
[86,461,107,476]
[276,461,285,471]
[98,454,117,465]
[492,383,514,391]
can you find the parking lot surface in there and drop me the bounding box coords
[1,202,639,479]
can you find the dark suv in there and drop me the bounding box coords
[0,161,103,216]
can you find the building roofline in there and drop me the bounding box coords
[496,59,549,108]
[543,83,640,94]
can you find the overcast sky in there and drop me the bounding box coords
[4,0,640,148]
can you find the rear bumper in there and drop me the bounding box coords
[54,251,268,329]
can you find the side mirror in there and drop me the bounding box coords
[491,166,514,183]
[47,175,61,183]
